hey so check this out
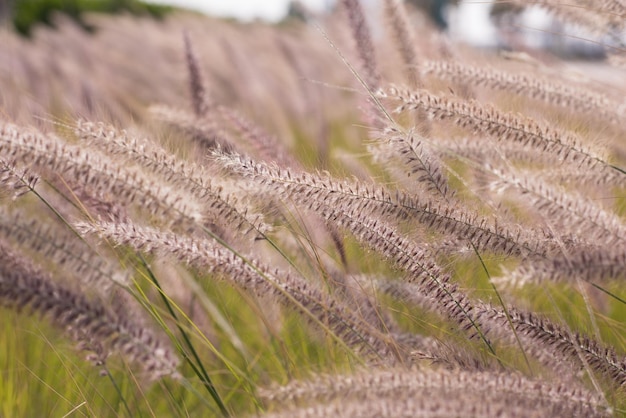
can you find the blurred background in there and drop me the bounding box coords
[0,0,621,59]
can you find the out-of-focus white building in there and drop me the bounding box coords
[448,2,612,58]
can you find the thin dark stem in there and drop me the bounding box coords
[104,368,136,418]
[137,253,230,417]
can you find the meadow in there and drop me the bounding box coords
[0,1,625,416]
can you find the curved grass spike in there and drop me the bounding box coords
[258,368,607,416]
[382,0,421,89]
[215,152,500,356]
[216,151,626,389]
[504,0,625,35]
[370,124,451,200]
[381,87,619,177]
[183,31,211,117]
[341,0,380,91]
[370,126,533,374]
[0,207,130,290]
[420,60,620,123]
[380,115,626,313]
[0,240,179,381]
[75,120,269,238]
[77,220,401,364]
[478,303,626,388]
[216,151,545,258]
[487,166,626,244]
[0,121,205,227]
[2,156,210,409]
[4,2,626,415]
[74,114,402,368]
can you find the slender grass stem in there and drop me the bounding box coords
[137,254,230,417]
[103,369,136,418]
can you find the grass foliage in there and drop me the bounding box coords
[1,1,626,416]
[10,0,171,35]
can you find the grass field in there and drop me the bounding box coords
[1,1,626,416]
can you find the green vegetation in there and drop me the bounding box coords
[10,0,171,35]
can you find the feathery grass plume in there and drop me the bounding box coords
[259,397,531,418]
[149,105,236,152]
[0,160,39,200]
[340,0,380,91]
[543,164,626,186]
[183,31,211,117]
[0,121,204,226]
[0,207,128,290]
[75,120,269,237]
[478,303,626,388]
[258,368,607,417]
[381,87,619,177]
[4,4,626,415]
[437,135,556,166]
[488,166,626,244]
[500,244,626,286]
[370,124,451,200]
[378,278,596,386]
[408,338,498,372]
[217,154,581,365]
[364,196,610,385]
[76,220,402,364]
[441,136,626,186]
[573,0,626,28]
[382,0,421,88]
[259,373,608,417]
[1,11,358,129]
[368,277,496,370]
[329,272,402,335]
[0,239,179,381]
[216,151,544,258]
[217,106,296,168]
[380,0,434,135]
[216,153,503,342]
[507,0,618,35]
[421,60,621,123]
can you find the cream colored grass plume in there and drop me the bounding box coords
[515,1,625,32]
[75,119,269,238]
[215,151,543,257]
[76,219,400,365]
[369,124,451,199]
[215,150,626,387]
[420,60,621,124]
[380,87,616,176]
[259,368,607,417]
[0,239,179,381]
[0,206,127,290]
[0,121,204,226]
